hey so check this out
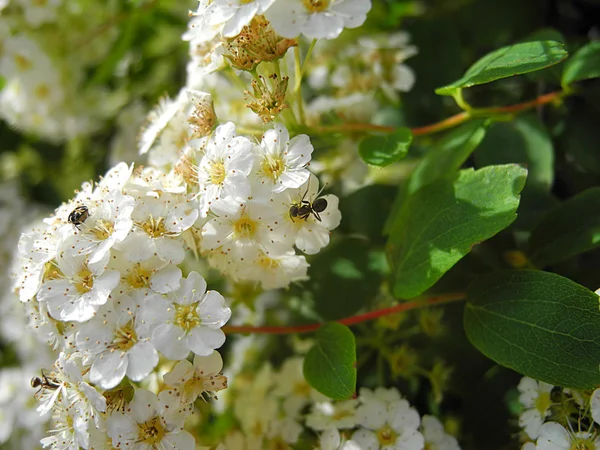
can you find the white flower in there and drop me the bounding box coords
[75,294,158,389]
[536,422,600,450]
[162,351,228,404]
[37,240,119,322]
[253,123,313,195]
[201,0,276,38]
[41,396,90,450]
[319,428,362,450]
[265,0,372,40]
[236,249,309,289]
[201,196,291,260]
[120,193,198,264]
[16,225,57,302]
[138,90,189,155]
[67,189,135,264]
[306,400,358,431]
[272,173,341,255]
[421,416,460,450]
[36,352,107,420]
[139,271,231,359]
[352,388,424,450]
[272,356,322,416]
[112,254,182,295]
[518,377,554,439]
[106,388,195,450]
[194,121,254,216]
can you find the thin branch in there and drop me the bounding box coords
[310,90,566,138]
[222,292,465,335]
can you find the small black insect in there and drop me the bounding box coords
[289,184,328,222]
[68,205,89,229]
[31,370,61,398]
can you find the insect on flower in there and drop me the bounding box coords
[31,370,61,398]
[68,205,90,229]
[289,184,328,222]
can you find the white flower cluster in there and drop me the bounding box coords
[139,88,342,288]
[188,0,372,43]
[218,356,461,450]
[518,376,600,450]
[0,1,126,140]
[14,162,233,449]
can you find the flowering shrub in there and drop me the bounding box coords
[2,1,600,450]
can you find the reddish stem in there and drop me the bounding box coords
[223,293,465,335]
[311,90,565,138]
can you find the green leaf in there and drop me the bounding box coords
[303,323,357,400]
[475,115,554,192]
[387,165,527,299]
[408,119,489,195]
[464,270,600,389]
[563,41,600,86]
[436,40,568,96]
[358,128,412,167]
[306,238,383,321]
[529,188,600,266]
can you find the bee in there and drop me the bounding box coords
[289,185,328,222]
[31,370,61,397]
[68,205,89,229]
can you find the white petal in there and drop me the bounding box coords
[151,264,182,294]
[164,359,195,387]
[91,350,128,389]
[193,351,223,374]
[162,431,196,450]
[198,290,231,327]
[537,422,571,450]
[130,388,159,424]
[126,342,159,381]
[186,327,225,356]
[153,323,190,360]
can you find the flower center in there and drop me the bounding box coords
[234,215,257,238]
[34,84,50,100]
[173,303,201,332]
[125,264,152,290]
[92,219,115,240]
[209,161,226,185]
[138,416,166,445]
[293,380,311,397]
[15,54,32,71]
[260,155,285,181]
[535,391,552,415]
[257,253,278,270]
[376,425,398,447]
[111,321,137,352]
[303,0,329,12]
[140,215,168,238]
[74,266,94,294]
[571,438,597,450]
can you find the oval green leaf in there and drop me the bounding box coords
[464,270,600,389]
[529,187,600,266]
[562,41,600,86]
[303,323,357,400]
[387,165,526,299]
[436,40,568,96]
[408,119,490,195]
[358,128,413,167]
